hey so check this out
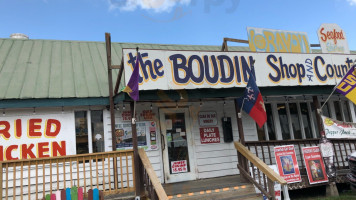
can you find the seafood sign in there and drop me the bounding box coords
[322,115,356,139]
[274,145,301,183]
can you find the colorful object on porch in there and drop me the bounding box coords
[61,189,66,199]
[335,66,356,104]
[122,52,140,101]
[78,187,83,200]
[302,146,328,184]
[56,190,61,200]
[274,145,301,183]
[88,189,93,200]
[46,194,51,200]
[71,186,78,200]
[93,188,99,200]
[236,75,267,128]
[51,194,56,200]
[321,115,356,138]
[66,188,72,200]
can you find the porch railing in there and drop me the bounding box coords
[234,141,288,200]
[138,148,168,200]
[0,150,135,200]
[244,139,356,170]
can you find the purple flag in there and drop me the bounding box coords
[122,53,140,101]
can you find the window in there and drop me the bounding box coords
[300,103,313,139]
[310,103,321,138]
[75,111,88,154]
[266,104,276,140]
[334,101,342,121]
[320,102,330,117]
[75,110,105,154]
[277,103,291,140]
[289,103,302,139]
[342,100,352,122]
[91,110,104,153]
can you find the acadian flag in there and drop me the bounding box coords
[335,66,356,104]
[236,75,267,128]
[122,53,140,101]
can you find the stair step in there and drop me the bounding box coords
[168,184,262,200]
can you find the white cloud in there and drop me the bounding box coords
[347,0,356,5]
[108,0,191,12]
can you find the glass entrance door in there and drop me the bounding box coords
[159,108,196,183]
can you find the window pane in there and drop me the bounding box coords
[321,102,330,117]
[256,123,266,141]
[91,110,105,153]
[310,103,320,138]
[75,111,88,154]
[334,101,342,121]
[300,103,313,139]
[289,103,302,139]
[266,104,276,140]
[342,101,352,122]
[277,103,290,140]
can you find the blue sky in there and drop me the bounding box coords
[1,0,356,49]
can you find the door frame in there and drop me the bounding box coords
[159,107,197,183]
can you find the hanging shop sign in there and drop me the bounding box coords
[171,160,188,174]
[0,113,76,161]
[317,24,350,54]
[302,146,328,184]
[321,115,356,139]
[274,145,301,183]
[199,127,220,144]
[199,111,217,126]
[115,121,157,150]
[246,27,310,53]
[123,49,356,91]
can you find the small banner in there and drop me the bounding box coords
[274,145,302,183]
[302,146,328,184]
[321,115,356,138]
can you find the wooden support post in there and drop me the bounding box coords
[0,163,2,199]
[267,179,275,200]
[235,100,248,182]
[105,32,118,187]
[131,102,142,197]
[312,96,324,136]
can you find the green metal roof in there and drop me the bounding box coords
[0,37,355,107]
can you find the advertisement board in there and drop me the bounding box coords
[302,146,328,184]
[123,49,356,91]
[318,24,349,54]
[247,27,310,53]
[274,145,301,183]
[0,113,76,161]
[322,115,356,139]
[199,127,220,144]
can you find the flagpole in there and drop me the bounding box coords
[319,64,356,113]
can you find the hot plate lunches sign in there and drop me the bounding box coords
[123,49,356,90]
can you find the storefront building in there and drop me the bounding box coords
[0,37,356,186]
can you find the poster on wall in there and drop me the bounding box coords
[199,111,217,126]
[302,146,328,184]
[199,127,220,144]
[0,113,76,161]
[321,115,356,138]
[274,145,301,183]
[115,121,157,150]
[317,23,350,54]
[171,160,188,174]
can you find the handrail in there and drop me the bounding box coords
[138,148,168,200]
[234,141,286,185]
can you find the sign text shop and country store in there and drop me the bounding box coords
[123,49,356,90]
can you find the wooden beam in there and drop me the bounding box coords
[114,59,124,95]
[234,141,287,184]
[310,44,321,47]
[111,65,121,69]
[224,37,249,44]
